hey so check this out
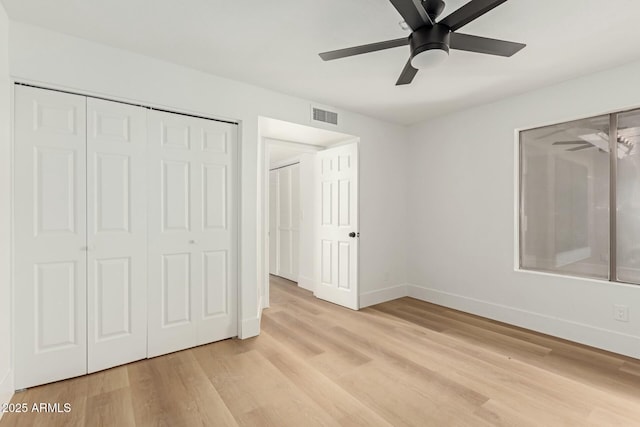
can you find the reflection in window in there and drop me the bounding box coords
[520,115,609,279]
[554,158,588,260]
[616,110,640,283]
[521,109,640,284]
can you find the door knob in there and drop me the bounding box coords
[349,232,356,238]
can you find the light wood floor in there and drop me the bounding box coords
[2,276,640,426]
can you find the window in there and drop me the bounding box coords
[615,109,640,283]
[520,109,640,284]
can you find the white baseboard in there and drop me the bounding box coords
[297,275,315,292]
[360,284,408,308]
[406,284,640,360]
[0,369,14,421]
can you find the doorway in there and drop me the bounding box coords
[259,117,360,310]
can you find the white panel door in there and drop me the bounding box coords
[277,167,292,279]
[268,170,278,275]
[315,143,359,309]
[147,110,237,358]
[275,165,300,282]
[14,85,88,389]
[291,164,301,280]
[86,98,148,373]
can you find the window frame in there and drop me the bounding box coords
[517,108,640,286]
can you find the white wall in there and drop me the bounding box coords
[407,59,640,358]
[0,0,12,412]
[8,23,408,334]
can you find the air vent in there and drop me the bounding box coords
[311,106,338,125]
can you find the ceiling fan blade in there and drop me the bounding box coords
[396,59,418,85]
[389,0,431,30]
[552,141,588,146]
[440,0,508,32]
[319,37,409,61]
[538,128,567,138]
[567,145,594,152]
[450,33,525,57]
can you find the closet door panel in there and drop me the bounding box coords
[163,160,191,231]
[277,168,292,278]
[14,86,87,389]
[269,171,278,274]
[275,164,300,282]
[87,98,148,373]
[194,118,238,346]
[148,111,197,357]
[291,164,301,279]
[148,111,237,357]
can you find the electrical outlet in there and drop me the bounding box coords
[613,304,629,322]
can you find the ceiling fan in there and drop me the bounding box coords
[553,135,635,154]
[553,141,600,152]
[319,0,526,85]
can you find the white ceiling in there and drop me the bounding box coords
[260,117,355,147]
[261,117,355,167]
[3,0,640,125]
[268,145,302,168]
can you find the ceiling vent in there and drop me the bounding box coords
[311,106,338,126]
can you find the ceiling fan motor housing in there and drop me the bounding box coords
[410,24,450,59]
[423,0,446,21]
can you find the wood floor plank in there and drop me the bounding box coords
[259,315,325,359]
[194,348,338,426]
[620,361,640,377]
[256,332,393,427]
[128,350,238,427]
[2,275,640,426]
[1,376,89,427]
[337,361,492,427]
[85,388,135,427]
[86,366,130,398]
[586,406,640,426]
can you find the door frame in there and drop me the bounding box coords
[10,80,245,387]
[4,79,16,395]
[258,122,361,310]
[261,136,323,308]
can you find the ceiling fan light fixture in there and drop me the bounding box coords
[409,24,450,69]
[410,47,449,69]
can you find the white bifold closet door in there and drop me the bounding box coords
[86,98,148,373]
[269,164,300,282]
[14,86,149,388]
[268,170,278,275]
[147,110,238,358]
[14,85,238,388]
[14,86,88,389]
